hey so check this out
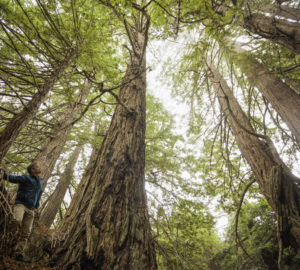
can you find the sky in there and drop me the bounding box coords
[146,37,229,237]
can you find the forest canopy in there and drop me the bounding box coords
[0,0,299,269]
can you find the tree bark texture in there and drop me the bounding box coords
[0,48,78,164]
[39,143,83,228]
[34,79,91,185]
[59,143,100,233]
[207,61,300,254]
[231,42,300,143]
[284,77,300,94]
[214,4,300,54]
[0,180,11,253]
[242,13,300,54]
[258,4,300,22]
[54,12,156,270]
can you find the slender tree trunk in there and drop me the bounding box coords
[207,61,300,259]
[34,79,91,185]
[39,143,83,228]
[242,13,300,54]
[0,48,78,164]
[54,11,157,270]
[229,41,300,143]
[23,80,91,262]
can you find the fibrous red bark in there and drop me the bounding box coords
[207,60,300,261]
[53,8,156,270]
[59,143,100,233]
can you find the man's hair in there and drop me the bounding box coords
[27,164,34,175]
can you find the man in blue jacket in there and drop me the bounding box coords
[1,162,43,257]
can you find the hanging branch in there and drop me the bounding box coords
[215,79,268,140]
[234,178,256,259]
[71,65,150,125]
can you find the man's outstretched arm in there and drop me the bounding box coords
[0,168,27,184]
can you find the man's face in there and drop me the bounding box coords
[32,163,41,176]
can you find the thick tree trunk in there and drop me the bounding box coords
[230,41,300,143]
[284,77,300,94]
[207,61,300,258]
[34,79,91,185]
[54,12,156,270]
[59,143,100,233]
[214,4,300,54]
[242,13,300,54]
[0,49,78,164]
[259,4,300,21]
[39,143,83,228]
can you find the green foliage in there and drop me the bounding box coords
[1,0,300,268]
[212,199,278,270]
[145,94,204,208]
[154,199,220,270]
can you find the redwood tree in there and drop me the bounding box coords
[0,48,78,164]
[228,40,300,143]
[33,79,91,185]
[0,1,81,164]
[258,4,300,21]
[54,3,157,269]
[242,13,300,54]
[59,142,100,233]
[207,60,300,267]
[212,2,300,54]
[39,143,84,228]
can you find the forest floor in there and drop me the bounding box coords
[0,255,57,270]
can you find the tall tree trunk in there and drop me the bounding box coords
[59,143,100,233]
[214,4,300,54]
[284,77,300,94]
[34,79,91,185]
[258,4,300,21]
[54,10,157,270]
[207,61,300,261]
[229,41,300,143]
[242,13,300,54]
[0,48,78,164]
[39,143,83,228]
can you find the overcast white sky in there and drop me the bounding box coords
[146,38,229,236]
[147,38,189,127]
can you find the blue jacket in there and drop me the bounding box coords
[4,172,43,210]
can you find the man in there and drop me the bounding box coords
[0,162,43,258]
